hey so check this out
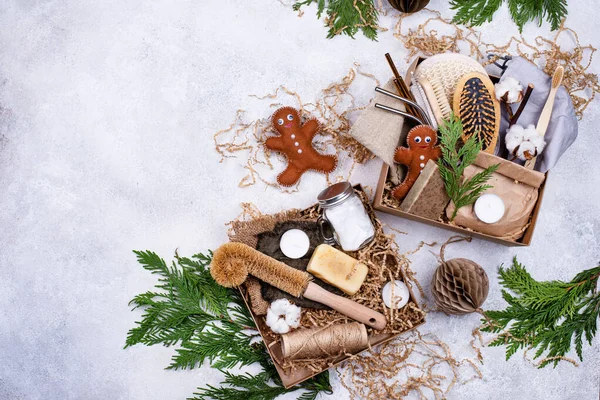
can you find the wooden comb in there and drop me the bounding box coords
[453,72,501,153]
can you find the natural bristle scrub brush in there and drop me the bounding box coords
[211,242,387,330]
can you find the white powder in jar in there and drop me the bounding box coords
[324,194,375,251]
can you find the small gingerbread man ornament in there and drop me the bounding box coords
[392,125,442,200]
[265,107,337,187]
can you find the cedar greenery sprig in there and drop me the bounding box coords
[125,250,332,400]
[437,115,499,221]
[450,0,568,32]
[293,0,379,40]
[482,258,600,368]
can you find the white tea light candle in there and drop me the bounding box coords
[474,194,505,224]
[279,229,310,259]
[381,280,410,309]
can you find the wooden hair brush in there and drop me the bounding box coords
[453,72,501,153]
[211,242,387,330]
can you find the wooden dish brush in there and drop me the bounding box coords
[210,242,387,330]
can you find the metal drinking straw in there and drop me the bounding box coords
[374,86,433,127]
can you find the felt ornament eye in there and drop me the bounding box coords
[277,118,284,126]
[425,136,431,143]
[414,136,422,143]
[287,114,294,121]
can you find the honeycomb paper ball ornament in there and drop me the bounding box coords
[431,258,489,315]
[388,0,430,13]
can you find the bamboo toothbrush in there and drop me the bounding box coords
[211,243,387,330]
[524,66,564,169]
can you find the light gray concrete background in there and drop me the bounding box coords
[0,1,598,399]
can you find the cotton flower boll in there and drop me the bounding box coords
[265,298,302,334]
[505,124,525,154]
[495,76,523,103]
[506,124,546,160]
[516,141,537,160]
[523,125,546,153]
[284,305,301,327]
[266,313,290,334]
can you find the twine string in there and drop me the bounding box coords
[282,322,368,361]
[439,235,472,263]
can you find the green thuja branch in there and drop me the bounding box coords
[192,369,331,400]
[482,258,600,368]
[450,0,568,32]
[126,250,332,399]
[437,115,499,221]
[293,0,379,40]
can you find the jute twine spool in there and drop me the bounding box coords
[281,322,368,361]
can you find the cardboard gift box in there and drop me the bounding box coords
[372,57,549,247]
[229,185,425,388]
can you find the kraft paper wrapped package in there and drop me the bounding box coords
[349,79,406,166]
[496,57,578,173]
[446,152,546,241]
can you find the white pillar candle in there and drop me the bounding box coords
[381,280,410,309]
[279,229,310,259]
[474,193,505,224]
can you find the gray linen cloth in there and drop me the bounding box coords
[496,57,578,173]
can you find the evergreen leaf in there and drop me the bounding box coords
[482,258,600,368]
[126,249,332,399]
[450,0,568,32]
[294,0,379,40]
[437,115,499,221]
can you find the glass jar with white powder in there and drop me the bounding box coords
[317,182,375,251]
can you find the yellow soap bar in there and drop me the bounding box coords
[307,244,368,296]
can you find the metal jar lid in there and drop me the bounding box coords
[317,182,354,208]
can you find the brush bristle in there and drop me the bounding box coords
[211,244,249,287]
[431,76,452,118]
[210,243,310,297]
[552,67,564,89]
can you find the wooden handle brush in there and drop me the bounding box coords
[211,243,387,330]
[524,66,564,169]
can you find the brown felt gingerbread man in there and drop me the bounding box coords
[265,107,337,187]
[392,125,442,200]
